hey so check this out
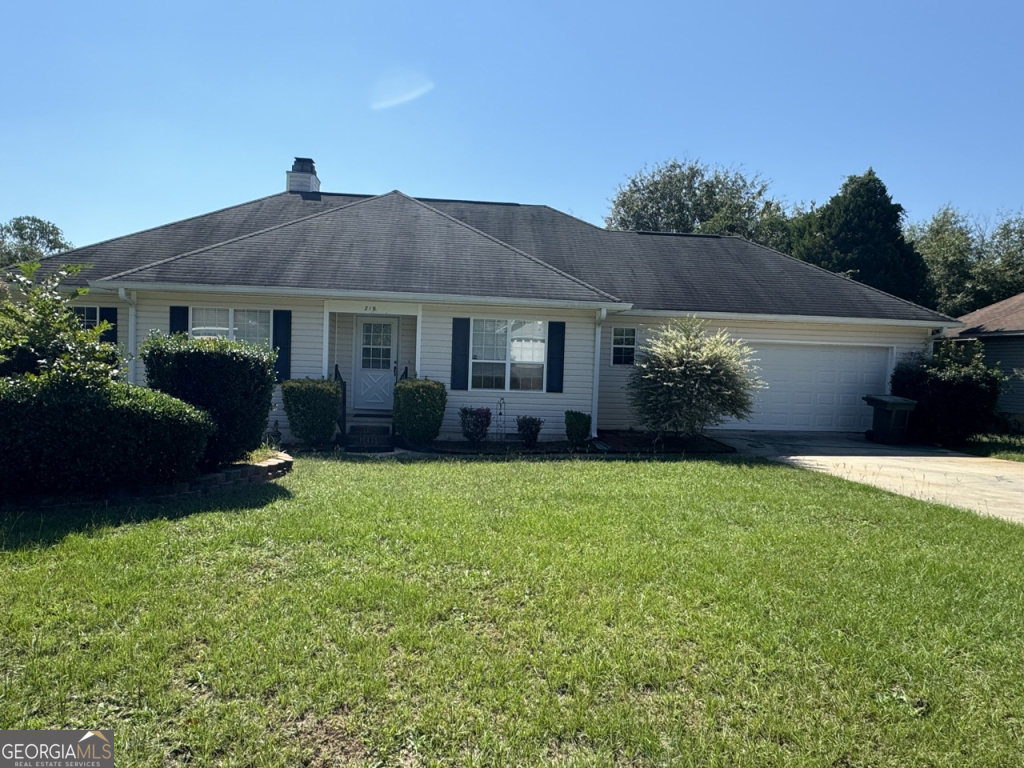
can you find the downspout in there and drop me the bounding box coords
[117,288,137,384]
[590,308,607,438]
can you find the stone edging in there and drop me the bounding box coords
[3,453,294,511]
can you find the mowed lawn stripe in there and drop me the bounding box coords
[2,457,1023,767]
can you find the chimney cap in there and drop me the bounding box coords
[291,157,316,174]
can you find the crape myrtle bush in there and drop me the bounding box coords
[141,332,277,467]
[627,318,763,437]
[891,339,1005,445]
[564,410,591,449]
[516,415,544,448]
[0,373,213,497]
[393,378,447,445]
[459,407,491,445]
[281,378,343,448]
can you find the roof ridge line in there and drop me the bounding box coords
[745,239,958,324]
[395,192,623,303]
[99,193,385,281]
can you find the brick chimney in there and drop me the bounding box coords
[286,157,320,193]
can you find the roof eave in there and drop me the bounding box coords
[91,279,630,311]
[616,308,961,329]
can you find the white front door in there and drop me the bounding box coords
[354,317,399,410]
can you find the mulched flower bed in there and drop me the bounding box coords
[402,431,734,456]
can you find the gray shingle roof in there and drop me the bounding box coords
[49,187,955,323]
[947,291,1024,337]
[100,192,617,304]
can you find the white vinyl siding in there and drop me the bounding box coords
[597,316,935,432]
[420,304,596,441]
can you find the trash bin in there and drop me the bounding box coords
[862,395,917,444]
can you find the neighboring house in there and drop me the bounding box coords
[53,158,958,441]
[947,292,1024,426]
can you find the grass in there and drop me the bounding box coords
[3,456,1024,766]
[961,433,1024,462]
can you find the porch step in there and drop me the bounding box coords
[346,424,393,452]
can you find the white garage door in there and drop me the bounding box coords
[720,343,891,431]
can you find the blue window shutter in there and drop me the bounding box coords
[451,318,470,390]
[169,306,189,335]
[273,310,292,382]
[546,321,565,393]
[98,307,118,344]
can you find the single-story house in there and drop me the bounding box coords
[53,158,958,441]
[946,292,1024,426]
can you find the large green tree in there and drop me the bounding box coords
[907,208,1024,316]
[606,159,790,250]
[0,215,72,268]
[789,169,933,306]
[906,206,983,316]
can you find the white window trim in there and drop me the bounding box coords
[189,306,274,347]
[610,326,637,366]
[73,305,100,329]
[469,317,548,392]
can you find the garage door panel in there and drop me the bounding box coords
[720,343,890,432]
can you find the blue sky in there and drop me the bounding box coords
[2,0,1021,248]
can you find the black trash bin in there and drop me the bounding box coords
[862,395,916,444]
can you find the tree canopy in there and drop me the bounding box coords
[0,216,72,268]
[605,159,790,250]
[788,169,933,306]
[907,208,1024,316]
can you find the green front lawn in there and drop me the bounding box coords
[3,457,1024,766]
[961,433,1024,462]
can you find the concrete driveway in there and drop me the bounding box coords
[710,430,1024,525]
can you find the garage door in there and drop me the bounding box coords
[720,343,891,431]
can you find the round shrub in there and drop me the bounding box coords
[393,379,448,445]
[459,407,491,445]
[627,318,763,437]
[0,373,213,497]
[281,378,343,448]
[141,333,277,467]
[516,415,544,448]
[564,410,592,449]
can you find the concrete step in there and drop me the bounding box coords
[346,424,393,452]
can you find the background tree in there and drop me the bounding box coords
[606,159,791,250]
[976,213,1024,307]
[788,169,933,306]
[0,216,72,268]
[906,206,983,316]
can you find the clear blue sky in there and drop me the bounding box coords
[2,0,1021,248]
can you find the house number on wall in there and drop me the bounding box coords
[364,306,377,313]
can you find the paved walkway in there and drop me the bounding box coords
[710,431,1024,525]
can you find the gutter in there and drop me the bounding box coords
[92,280,631,313]
[117,288,138,383]
[618,308,962,330]
[590,308,606,438]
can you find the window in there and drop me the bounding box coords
[191,307,271,346]
[74,306,99,329]
[470,318,546,390]
[611,327,636,365]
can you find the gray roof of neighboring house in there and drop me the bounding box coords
[948,292,1024,338]
[100,192,618,304]
[47,188,955,323]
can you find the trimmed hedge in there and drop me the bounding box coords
[0,374,214,497]
[459,407,491,445]
[891,339,1005,445]
[565,410,592,449]
[141,333,277,466]
[281,378,343,448]
[516,415,544,448]
[393,379,448,445]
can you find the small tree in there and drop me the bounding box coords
[0,262,120,381]
[627,318,764,437]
